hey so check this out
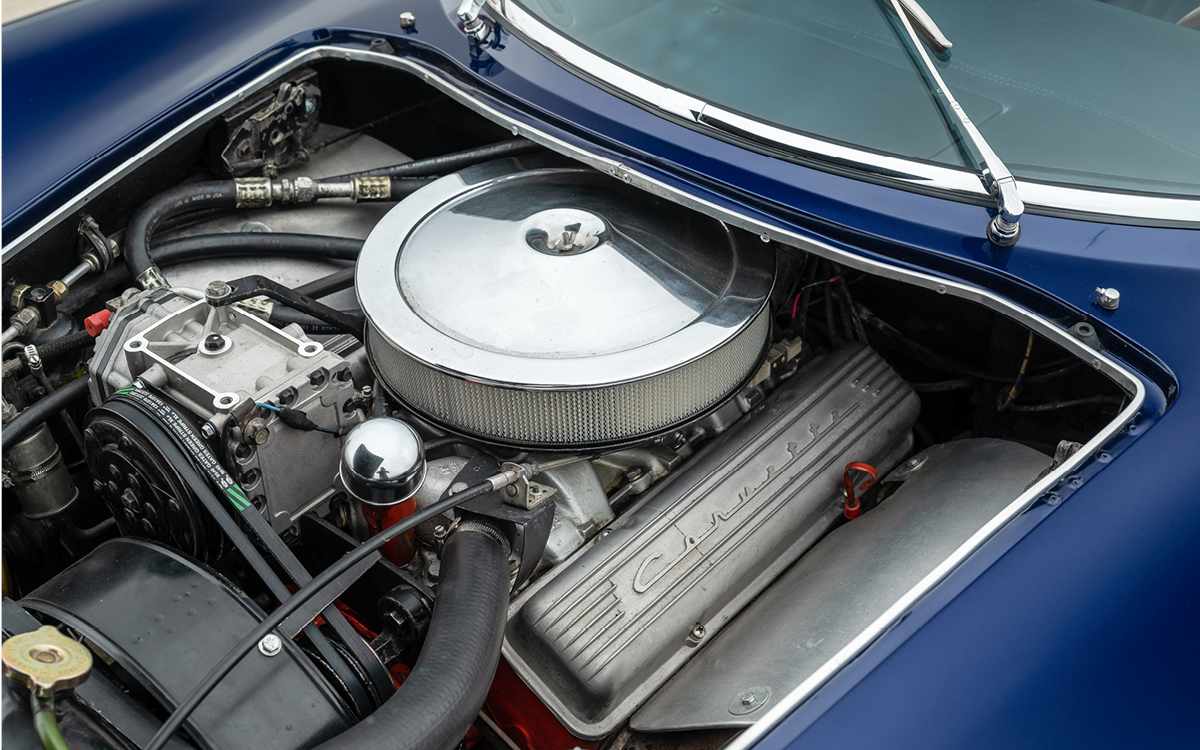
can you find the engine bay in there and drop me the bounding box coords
[1,58,1137,750]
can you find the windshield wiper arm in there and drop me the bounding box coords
[894,0,953,53]
[883,0,1024,246]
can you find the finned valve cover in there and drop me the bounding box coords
[358,159,775,448]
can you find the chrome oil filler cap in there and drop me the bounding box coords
[339,418,426,507]
[358,159,775,448]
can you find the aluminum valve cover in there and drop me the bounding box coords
[503,344,920,737]
[358,158,775,448]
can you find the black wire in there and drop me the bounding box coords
[315,98,441,150]
[836,277,867,343]
[910,378,977,393]
[321,139,543,182]
[994,391,1125,413]
[823,274,839,348]
[790,260,819,339]
[858,306,1077,383]
[143,476,498,750]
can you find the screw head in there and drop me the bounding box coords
[200,423,217,439]
[741,692,756,705]
[399,11,416,28]
[203,334,225,352]
[690,623,706,641]
[258,634,283,657]
[1095,287,1120,311]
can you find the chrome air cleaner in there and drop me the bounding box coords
[357,159,775,448]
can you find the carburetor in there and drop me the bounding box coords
[88,287,362,532]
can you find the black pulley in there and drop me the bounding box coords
[83,398,220,562]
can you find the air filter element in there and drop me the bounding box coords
[358,159,775,449]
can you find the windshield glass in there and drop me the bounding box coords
[513,0,1200,199]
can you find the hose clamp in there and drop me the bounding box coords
[454,519,512,556]
[8,448,64,486]
[23,344,42,372]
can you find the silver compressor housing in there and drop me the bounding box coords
[357,159,776,448]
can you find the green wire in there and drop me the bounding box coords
[31,693,69,750]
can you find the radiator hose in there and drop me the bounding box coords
[317,520,511,750]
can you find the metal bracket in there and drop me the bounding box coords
[207,274,364,336]
[499,461,558,509]
[447,455,554,588]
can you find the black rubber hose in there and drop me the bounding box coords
[152,233,363,265]
[295,267,356,299]
[125,181,239,282]
[389,177,436,201]
[1,377,90,450]
[325,139,543,182]
[269,306,363,336]
[30,331,94,361]
[316,523,511,750]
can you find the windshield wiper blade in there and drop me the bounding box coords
[883,0,1024,246]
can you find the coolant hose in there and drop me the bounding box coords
[316,521,512,750]
[125,181,239,287]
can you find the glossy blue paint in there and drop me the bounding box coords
[3,0,1198,747]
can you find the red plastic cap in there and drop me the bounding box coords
[84,309,112,337]
[842,461,878,520]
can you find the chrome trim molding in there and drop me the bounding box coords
[2,44,1149,743]
[491,0,1200,226]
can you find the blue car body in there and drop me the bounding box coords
[4,1,1198,747]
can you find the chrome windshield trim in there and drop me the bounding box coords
[492,0,1200,227]
[2,41,1149,748]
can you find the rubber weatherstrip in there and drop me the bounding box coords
[105,385,389,715]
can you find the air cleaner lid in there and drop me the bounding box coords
[358,160,774,391]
